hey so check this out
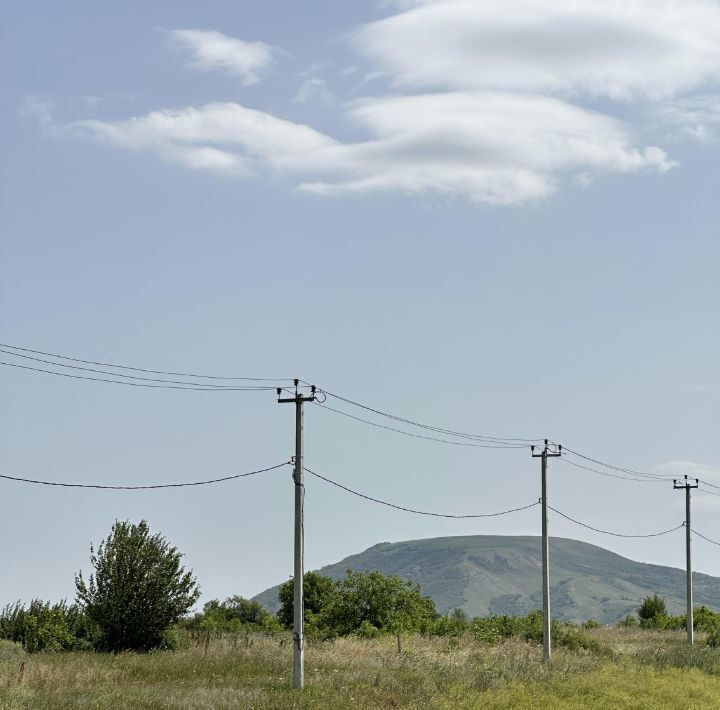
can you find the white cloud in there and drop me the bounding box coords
[357,0,720,100]
[169,29,275,84]
[655,95,720,142]
[292,78,334,105]
[71,102,337,176]
[71,94,672,204]
[18,96,55,130]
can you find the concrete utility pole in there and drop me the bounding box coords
[674,475,699,646]
[278,380,316,689]
[531,439,562,663]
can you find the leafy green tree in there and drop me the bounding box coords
[323,570,437,636]
[638,594,667,622]
[75,520,199,651]
[277,571,336,629]
[193,596,269,632]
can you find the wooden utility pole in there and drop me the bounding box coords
[674,475,699,646]
[278,380,315,689]
[531,439,561,663]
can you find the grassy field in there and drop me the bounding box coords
[2,628,720,709]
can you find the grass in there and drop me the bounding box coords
[2,628,720,708]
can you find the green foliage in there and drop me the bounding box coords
[430,612,469,638]
[471,611,601,652]
[183,596,281,635]
[277,571,337,629]
[638,594,667,621]
[321,570,437,636]
[0,600,97,653]
[75,520,200,652]
[618,614,638,628]
[277,570,437,637]
[583,619,601,630]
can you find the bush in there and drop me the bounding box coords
[638,594,667,621]
[75,520,199,652]
[582,619,601,630]
[618,614,638,628]
[321,570,437,636]
[0,600,97,653]
[277,571,337,629]
[186,596,272,634]
[471,611,600,652]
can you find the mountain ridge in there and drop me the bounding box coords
[253,535,720,623]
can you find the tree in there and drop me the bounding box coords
[75,520,199,651]
[277,571,336,629]
[197,596,269,631]
[323,570,437,636]
[638,594,667,622]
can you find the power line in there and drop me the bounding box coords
[0,342,293,382]
[314,402,527,449]
[548,505,683,538]
[303,466,539,518]
[0,361,277,391]
[0,348,272,389]
[561,447,670,481]
[310,385,542,445]
[0,462,290,489]
[692,529,720,547]
[559,457,670,484]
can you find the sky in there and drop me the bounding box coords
[1,0,719,610]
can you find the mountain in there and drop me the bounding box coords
[253,535,720,624]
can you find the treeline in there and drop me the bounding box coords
[3,518,720,654]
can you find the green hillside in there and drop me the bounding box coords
[253,535,720,623]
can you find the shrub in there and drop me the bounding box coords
[75,520,199,652]
[582,619,600,630]
[638,594,667,621]
[277,571,337,629]
[618,614,638,628]
[0,600,97,653]
[322,570,437,636]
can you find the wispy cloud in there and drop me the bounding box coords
[292,78,334,105]
[357,0,720,100]
[71,94,672,204]
[168,29,275,85]
[70,102,337,176]
[655,95,720,142]
[62,1,720,204]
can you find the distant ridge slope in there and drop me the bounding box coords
[253,535,720,623]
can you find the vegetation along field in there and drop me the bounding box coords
[4,627,720,709]
[3,521,720,708]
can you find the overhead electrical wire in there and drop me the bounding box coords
[314,402,527,449]
[303,466,539,518]
[0,462,290,490]
[0,349,273,389]
[306,384,543,446]
[692,529,720,547]
[558,457,672,484]
[0,342,292,382]
[0,361,278,391]
[548,505,684,538]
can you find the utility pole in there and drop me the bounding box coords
[674,475,699,646]
[531,439,561,663]
[278,380,315,689]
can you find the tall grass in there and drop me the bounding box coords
[1,627,720,708]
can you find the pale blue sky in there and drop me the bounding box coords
[1,0,718,608]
